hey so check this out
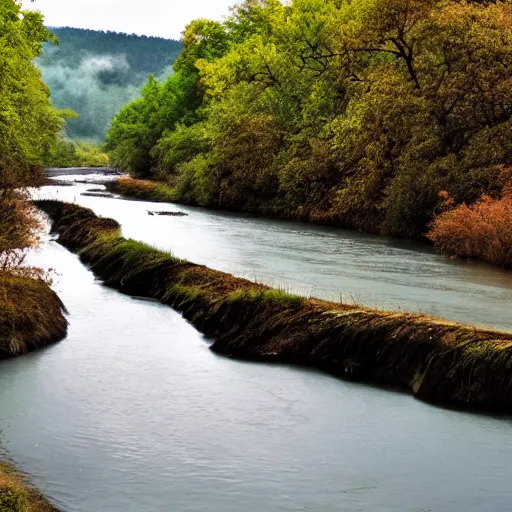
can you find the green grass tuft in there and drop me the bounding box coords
[227,289,304,309]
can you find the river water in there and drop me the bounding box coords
[41,174,512,331]
[0,174,511,511]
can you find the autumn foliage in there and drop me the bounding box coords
[428,191,512,268]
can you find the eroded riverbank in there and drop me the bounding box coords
[0,273,67,360]
[36,199,512,414]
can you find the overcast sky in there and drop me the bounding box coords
[22,0,235,39]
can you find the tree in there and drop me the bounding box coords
[0,0,63,271]
[106,0,512,239]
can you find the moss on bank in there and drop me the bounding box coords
[0,273,67,359]
[0,462,59,512]
[36,199,512,414]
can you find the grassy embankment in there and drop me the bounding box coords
[105,177,177,203]
[0,462,59,512]
[36,199,512,414]
[0,273,67,359]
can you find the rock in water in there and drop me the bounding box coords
[147,211,188,217]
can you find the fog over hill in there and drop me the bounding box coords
[38,27,182,141]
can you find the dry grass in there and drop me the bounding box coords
[0,272,67,359]
[0,462,59,512]
[428,192,512,268]
[36,199,512,413]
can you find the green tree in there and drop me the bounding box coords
[0,0,63,270]
[107,0,512,238]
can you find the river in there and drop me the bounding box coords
[41,173,512,331]
[0,172,511,511]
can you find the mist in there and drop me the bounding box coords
[36,27,181,142]
[39,54,149,141]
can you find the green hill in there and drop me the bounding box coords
[38,27,182,141]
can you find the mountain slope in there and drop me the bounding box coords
[38,27,182,141]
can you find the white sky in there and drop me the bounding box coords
[22,0,235,39]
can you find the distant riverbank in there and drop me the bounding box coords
[46,167,121,177]
[105,177,512,270]
[37,198,512,414]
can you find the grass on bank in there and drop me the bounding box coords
[0,272,68,359]
[105,177,177,202]
[0,462,58,512]
[35,199,512,413]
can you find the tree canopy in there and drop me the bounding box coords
[0,0,63,270]
[107,0,512,238]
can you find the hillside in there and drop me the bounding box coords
[38,27,182,141]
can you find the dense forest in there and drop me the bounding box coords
[38,27,182,140]
[106,0,512,249]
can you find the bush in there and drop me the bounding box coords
[151,123,209,179]
[0,484,29,512]
[0,462,57,512]
[427,191,512,267]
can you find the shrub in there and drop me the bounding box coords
[427,191,512,267]
[0,484,29,512]
[0,462,57,512]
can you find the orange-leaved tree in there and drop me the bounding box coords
[428,175,512,267]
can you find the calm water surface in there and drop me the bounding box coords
[0,174,510,511]
[39,175,512,331]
